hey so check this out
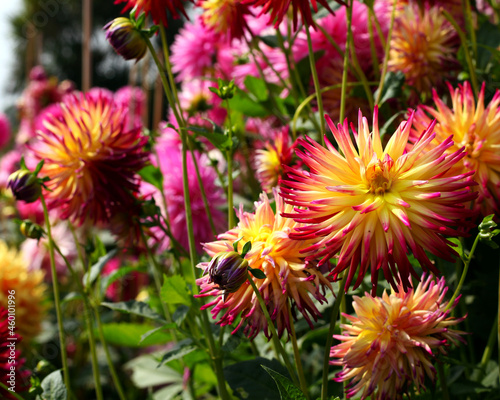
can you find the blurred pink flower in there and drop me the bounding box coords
[0,114,11,149]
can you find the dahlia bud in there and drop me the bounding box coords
[19,220,44,240]
[7,169,42,203]
[104,17,147,61]
[207,251,249,295]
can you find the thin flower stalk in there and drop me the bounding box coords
[339,0,353,123]
[40,194,72,397]
[288,304,309,399]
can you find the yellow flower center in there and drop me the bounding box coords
[366,160,391,195]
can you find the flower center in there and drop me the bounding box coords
[462,125,484,160]
[366,160,391,195]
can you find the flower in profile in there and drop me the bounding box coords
[199,0,251,39]
[412,82,500,218]
[197,190,332,338]
[206,251,249,297]
[115,0,191,27]
[281,108,477,294]
[7,169,42,203]
[244,0,344,29]
[0,307,30,398]
[104,17,147,61]
[30,91,149,225]
[330,274,465,400]
[388,4,458,96]
[0,240,46,341]
[254,127,295,192]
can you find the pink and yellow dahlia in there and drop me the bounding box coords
[30,91,149,225]
[199,0,251,39]
[281,108,477,293]
[115,0,191,27]
[197,190,331,338]
[388,4,458,96]
[330,274,465,400]
[254,127,295,193]
[412,82,500,217]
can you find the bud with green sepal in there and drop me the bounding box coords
[7,159,46,203]
[18,220,45,241]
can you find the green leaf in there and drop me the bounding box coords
[227,89,270,117]
[157,339,197,367]
[259,35,279,48]
[244,75,268,102]
[100,265,146,294]
[188,125,232,152]
[125,353,183,388]
[374,71,405,106]
[41,370,67,400]
[82,249,117,288]
[172,304,190,325]
[448,238,465,261]
[101,300,167,323]
[161,275,192,305]
[139,324,176,344]
[224,358,288,400]
[61,292,83,305]
[249,268,266,279]
[261,365,306,400]
[100,323,171,347]
[139,165,164,191]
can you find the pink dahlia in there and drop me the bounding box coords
[115,0,192,27]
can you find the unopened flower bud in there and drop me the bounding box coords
[207,251,249,294]
[104,17,147,61]
[19,220,44,240]
[7,169,42,203]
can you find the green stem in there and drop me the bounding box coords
[463,0,477,61]
[369,6,386,49]
[247,277,300,388]
[0,381,25,400]
[367,10,380,78]
[305,22,326,144]
[82,296,104,400]
[437,362,450,400]
[444,234,481,312]
[321,271,349,400]
[339,0,353,123]
[375,0,398,105]
[478,315,498,381]
[442,9,479,97]
[288,305,310,399]
[225,98,235,229]
[40,195,71,397]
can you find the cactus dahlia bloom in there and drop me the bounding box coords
[412,82,500,218]
[254,127,295,193]
[330,274,465,400]
[0,240,46,342]
[281,108,477,294]
[115,0,191,27]
[197,190,332,338]
[388,4,458,95]
[30,91,148,225]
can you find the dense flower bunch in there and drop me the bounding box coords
[197,190,332,338]
[282,109,477,293]
[331,275,465,399]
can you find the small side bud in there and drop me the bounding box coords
[7,169,42,203]
[19,220,44,240]
[104,17,147,61]
[207,251,249,295]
